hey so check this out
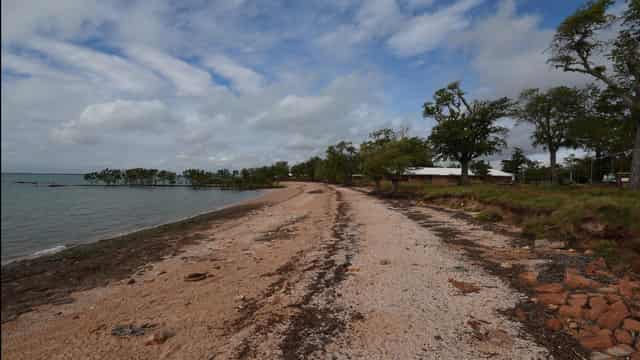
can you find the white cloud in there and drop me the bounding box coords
[387,0,482,56]
[204,54,265,94]
[25,38,162,94]
[124,45,217,97]
[456,0,589,97]
[51,99,173,144]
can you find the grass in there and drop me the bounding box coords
[379,181,640,256]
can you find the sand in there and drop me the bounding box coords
[1,183,548,359]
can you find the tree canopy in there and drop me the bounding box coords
[423,82,511,184]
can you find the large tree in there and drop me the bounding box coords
[550,0,639,189]
[516,86,584,184]
[569,86,635,182]
[423,82,511,185]
[325,141,359,185]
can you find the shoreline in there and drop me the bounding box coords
[1,189,267,266]
[0,186,298,323]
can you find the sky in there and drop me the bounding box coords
[1,0,600,173]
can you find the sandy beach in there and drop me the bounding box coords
[4,182,637,359]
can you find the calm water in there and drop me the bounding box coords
[1,173,262,262]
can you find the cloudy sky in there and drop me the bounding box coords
[2,0,597,173]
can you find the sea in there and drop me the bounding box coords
[1,173,262,263]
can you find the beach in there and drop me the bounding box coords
[2,182,638,359]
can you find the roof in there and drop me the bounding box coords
[406,167,513,178]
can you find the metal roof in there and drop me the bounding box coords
[405,167,513,178]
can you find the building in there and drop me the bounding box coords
[405,167,513,185]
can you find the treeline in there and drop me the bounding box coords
[293,0,639,190]
[84,168,177,185]
[84,162,289,189]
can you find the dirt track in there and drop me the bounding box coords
[2,183,552,359]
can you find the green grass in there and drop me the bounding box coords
[382,182,640,247]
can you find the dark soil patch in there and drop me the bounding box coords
[1,202,265,323]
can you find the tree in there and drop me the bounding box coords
[324,142,359,185]
[501,147,534,183]
[423,82,511,185]
[360,128,432,193]
[470,160,491,178]
[550,0,640,189]
[570,86,635,182]
[516,86,584,184]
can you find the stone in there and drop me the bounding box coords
[565,271,600,289]
[584,249,594,256]
[585,258,607,275]
[380,259,391,265]
[545,318,563,331]
[589,352,611,360]
[519,271,538,286]
[535,283,564,293]
[579,330,614,351]
[538,292,568,306]
[614,329,633,345]
[604,344,635,357]
[568,294,589,307]
[597,286,619,294]
[515,308,527,321]
[605,294,622,304]
[586,297,609,321]
[559,304,583,319]
[619,278,640,299]
[597,301,630,330]
[184,272,208,282]
[144,329,176,345]
[127,278,136,285]
[622,318,640,332]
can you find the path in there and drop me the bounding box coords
[2,183,549,359]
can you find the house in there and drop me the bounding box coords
[404,167,513,185]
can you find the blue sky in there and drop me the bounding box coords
[1,0,597,172]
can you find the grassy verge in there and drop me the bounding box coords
[380,181,640,269]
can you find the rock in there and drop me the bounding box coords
[548,304,559,311]
[596,301,630,330]
[586,296,609,321]
[559,304,583,319]
[538,292,568,306]
[605,294,622,304]
[448,278,480,294]
[568,294,588,307]
[534,239,566,249]
[604,344,635,357]
[614,329,633,345]
[184,272,208,282]
[597,286,619,294]
[622,318,640,332]
[565,271,600,289]
[111,323,156,337]
[545,318,563,331]
[380,259,391,265]
[519,271,538,286]
[500,262,513,269]
[584,249,594,256]
[127,278,136,285]
[618,278,640,298]
[515,308,527,321]
[579,330,614,351]
[589,351,611,360]
[535,283,564,293]
[568,321,579,330]
[585,258,607,275]
[144,329,176,345]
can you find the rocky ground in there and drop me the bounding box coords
[2,182,639,359]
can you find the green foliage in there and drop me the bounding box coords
[501,147,535,182]
[325,141,359,185]
[470,160,491,177]
[423,82,511,183]
[516,86,585,184]
[360,128,432,192]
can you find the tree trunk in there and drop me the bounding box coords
[550,149,558,185]
[391,178,399,194]
[460,161,470,185]
[631,109,640,190]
